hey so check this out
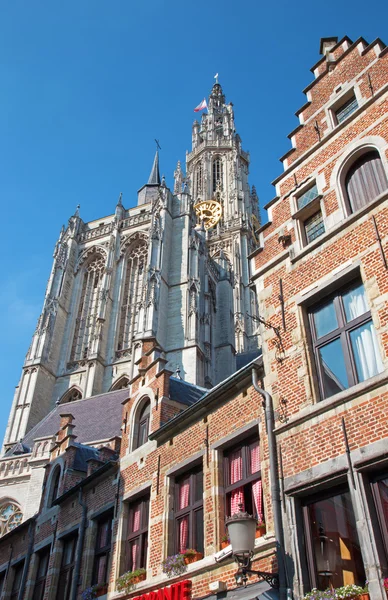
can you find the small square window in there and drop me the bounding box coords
[297,184,319,210]
[335,95,358,124]
[304,211,325,244]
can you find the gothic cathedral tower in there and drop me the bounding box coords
[3,80,260,452]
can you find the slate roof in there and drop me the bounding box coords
[236,349,262,371]
[169,377,207,407]
[72,443,101,472]
[12,388,129,455]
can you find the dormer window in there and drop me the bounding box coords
[293,183,325,247]
[48,466,61,507]
[335,94,358,124]
[297,183,319,210]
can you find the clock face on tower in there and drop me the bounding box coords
[194,200,222,230]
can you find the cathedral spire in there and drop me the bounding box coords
[148,150,161,186]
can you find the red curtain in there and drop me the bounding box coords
[250,443,263,520]
[229,450,244,514]
[179,478,190,552]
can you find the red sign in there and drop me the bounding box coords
[133,581,192,600]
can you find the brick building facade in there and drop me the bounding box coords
[0,34,387,600]
[251,36,388,599]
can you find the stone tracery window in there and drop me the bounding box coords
[0,501,22,536]
[212,157,223,192]
[71,253,105,361]
[59,387,82,404]
[117,242,148,352]
[195,162,203,197]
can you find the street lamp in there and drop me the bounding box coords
[226,505,279,589]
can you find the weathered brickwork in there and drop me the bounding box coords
[252,35,388,600]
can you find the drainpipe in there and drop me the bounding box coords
[18,520,35,600]
[252,367,289,600]
[71,488,88,600]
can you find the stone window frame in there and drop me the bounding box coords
[46,464,62,509]
[291,179,326,249]
[336,143,388,218]
[117,483,152,579]
[325,84,363,132]
[211,420,262,550]
[32,545,51,600]
[304,275,384,402]
[56,532,78,600]
[9,559,25,600]
[131,395,151,452]
[125,493,150,573]
[92,508,114,586]
[173,464,204,555]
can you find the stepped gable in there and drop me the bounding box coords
[12,387,129,454]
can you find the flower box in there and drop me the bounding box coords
[357,594,369,600]
[221,540,229,549]
[255,523,266,538]
[95,585,108,598]
[116,569,147,592]
[183,550,203,565]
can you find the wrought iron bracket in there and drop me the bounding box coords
[235,566,279,589]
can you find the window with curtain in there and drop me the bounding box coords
[70,252,105,362]
[117,242,148,353]
[345,150,388,213]
[371,473,388,564]
[302,487,365,590]
[212,158,223,192]
[309,279,384,400]
[10,561,25,600]
[126,494,149,572]
[32,547,50,600]
[133,400,151,450]
[175,467,204,554]
[224,438,263,522]
[56,535,77,600]
[92,512,113,586]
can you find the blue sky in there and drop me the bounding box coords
[0,0,387,442]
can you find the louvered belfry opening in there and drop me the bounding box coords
[345,149,388,212]
[71,253,105,361]
[117,241,148,352]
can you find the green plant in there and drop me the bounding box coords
[335,584,364,599]
[256,519,266,528]
[183,548,197,557]
[221,534,230,543]
[161,554,186,577]
[116,568,146,592]
[302,590,335,600]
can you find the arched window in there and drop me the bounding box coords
[212,157,223,192]
[58,387,82,404]
[0,500,22,536]
[133,400,151,450]
[117,242,148,352]
[48,466,61,507]
[345,150,388,213]
[71,252,105,361]
[195,163,203,197]
[110,375,130,391]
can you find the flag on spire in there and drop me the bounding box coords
[194,98,207,112]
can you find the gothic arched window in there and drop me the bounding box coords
[196,162,203,197]
[345,150,388,213]
[0,501,22,536]
[71,252,105,361]
[110,375,130,391]
[117,242,148,352]
[133,400,151,450]
[212,157,223,192]
[58,387,82,404]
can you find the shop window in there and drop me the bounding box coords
[126,494,149,572]
[371,473,388,563]
[92,512,113,586]
[56,535,77,600]
[309,279,384,400]
[10,561,25,600]
[224,438,263,521]
[345,150,388,213]
[32,547,50,600]
[334,95,358,124]
[175,467,204,554]
[133,400,151,450]
[302,487,365,590]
